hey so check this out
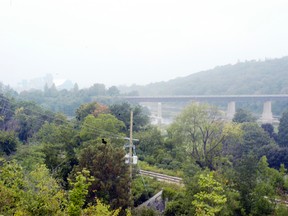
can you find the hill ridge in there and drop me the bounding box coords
[119,56,288,96]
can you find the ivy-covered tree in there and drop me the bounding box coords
[76,142,131,211]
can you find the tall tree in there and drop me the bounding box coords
[109,102,149,133]
[0,131,18,155]
[79,114,125,145]
[0,160,65,215]
[76,102,109,121]
[169,103,232,169]
[261,123,278,141]
[76,142,131,211]
[233,108,256,123]
[278,110,288,147]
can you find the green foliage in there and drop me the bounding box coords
[278,110,288,147]
[138,161,184,177]
[234,154,258,214]
[233,108,256,123]
[67,169,95,216]
[169,103,228,169]
[16,164,65,216]
[0,159,65,215]
[13,101,55,142]
[13,144,45,171]
[261,123,278,141]
[164,200,187,216]
[251,156,277,215]
[83,198,121,216]
[135,126,182,170]
[109,102,149,133]
[191,172,227,216]
[120,57,288,98]
[275,204,288,216]
[0,159,24,215]
[240,123,273,157]
[0,130,18,155]
[76,102,109,121]
[80,114,125,144]
[76,142,131,210]
[107,86,120,96]
[36,122,78,184]
[0,94,16,129]
[133,207,160,216]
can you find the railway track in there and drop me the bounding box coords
[139,170,183,184]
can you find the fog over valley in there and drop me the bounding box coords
[1,0,288,89]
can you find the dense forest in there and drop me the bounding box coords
[2,81,288,215]
[0,82,128,117]
[119,57,288,96]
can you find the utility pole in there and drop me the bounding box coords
[129,110,133,179]
[129,110,133,209]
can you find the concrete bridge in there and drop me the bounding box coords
[121,95,288,124]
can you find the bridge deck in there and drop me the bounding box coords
[120,95,288,103]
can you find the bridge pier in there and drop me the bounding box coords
[157,102,162,125]
[260,101,274,123]
[226,101,236,120]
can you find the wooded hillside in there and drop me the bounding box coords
[120,57,288,96]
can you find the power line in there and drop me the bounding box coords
[0,96,132,141]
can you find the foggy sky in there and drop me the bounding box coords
[1,0,288,88]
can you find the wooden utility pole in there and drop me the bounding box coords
[129,110,134,209]
[129,110,133,179]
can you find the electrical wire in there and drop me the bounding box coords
[0,96,130,141]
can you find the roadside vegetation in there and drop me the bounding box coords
[1,86,288,215]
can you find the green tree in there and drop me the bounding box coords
[67,169,95,216]
[109,102,149,133]
[16,164,65,216]
[13,101,54,142]
[240,123,273,157]
[0,159,65,215]
[0,94,15,130]
[0,159,24,215]
[87,83,106,96]
[251,156,277,216]
[76,102,109,121]
[278,110,288,147]
[234,154,258,215]
[135,126,167,166]
[169,103,231,169]
[76,142,131,210]
[261,123,278,141]
[80,114,125,144]
[107,86,120,96]
[13,144,45,171]
[232,108,256,123]
[83,199,121,216]
[36,122,78,186]
[0,130,18,155]
[191,172,227,216]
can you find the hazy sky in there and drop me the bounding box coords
[1,0,288,88]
